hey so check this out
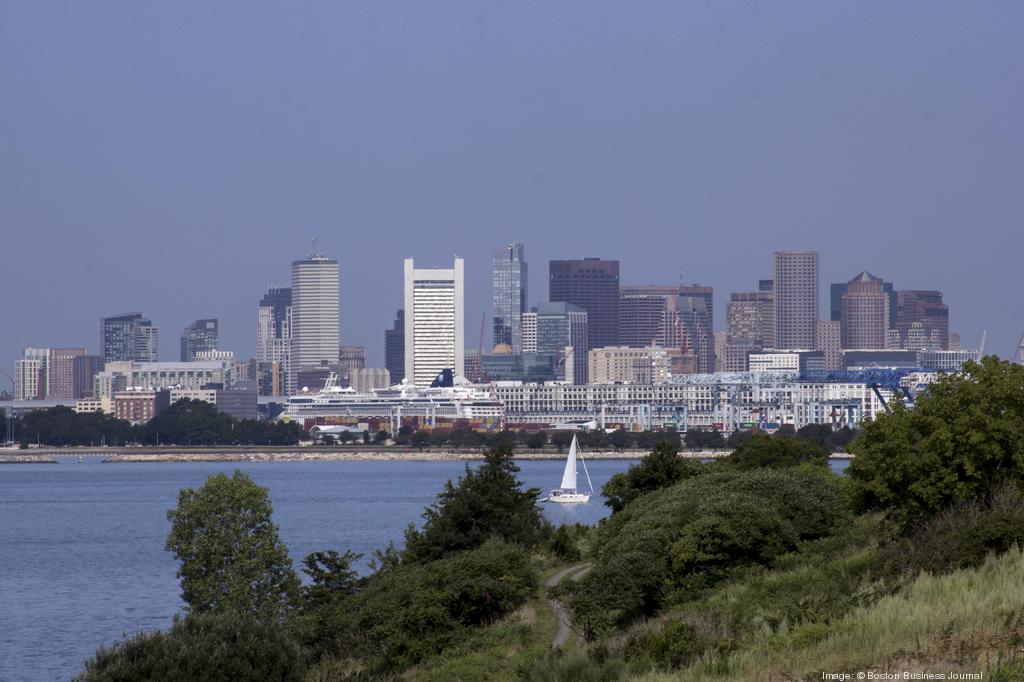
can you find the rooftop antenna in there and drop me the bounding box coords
[312,235,319,258]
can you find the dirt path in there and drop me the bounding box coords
[546,563,592,649]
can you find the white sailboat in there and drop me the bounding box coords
[546,435,594,504]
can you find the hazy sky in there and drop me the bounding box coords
[2,2,1021,377]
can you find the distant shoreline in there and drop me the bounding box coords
[0,446,853,464]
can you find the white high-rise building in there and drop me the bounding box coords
[521,312,538,354]
[404,258,464,386]
[290,249,340,393]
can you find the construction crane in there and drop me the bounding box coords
[0,367,14,391]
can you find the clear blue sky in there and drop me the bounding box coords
[1,2,1021,375]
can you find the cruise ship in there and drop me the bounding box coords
[278,370,505,431]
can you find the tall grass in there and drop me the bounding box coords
[635,546,1024,681]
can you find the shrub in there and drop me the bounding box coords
[323,539,536,671]
[727,434,829,470]
[602,440,704,513]
[564,468,847,634]
[849,356,1024,527]
[885,484,1024,577]
[76,611,304,682]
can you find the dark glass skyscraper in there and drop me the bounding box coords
[100,313,157,363]
[549,258,619,350]
[180,318,219,361]
[384,309,405,384]
[678,285,715,374]
[492,242,528,353]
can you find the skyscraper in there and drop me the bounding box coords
[72,354,103,399]
[533,302,588,384]
[549,258,619,350]
[492,242,528,353]
[816,320,842,370]
[291,248,340,392]
[772,251,819,349]
[180,318,219,361]
[723,287,774,372]
[384,309,405,384]
[896,290,949,350]
[101,313,158,363]
[338,346,366,387]
[831,280,896,329]
[619,285,681,348]
[840,272,890,349]
[404,258,464,386]
[678,285,715,374]
[257,287,292,395]
[48,348,87,399]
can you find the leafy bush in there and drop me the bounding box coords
[726,434,829,470]
[603,440,704,512]
[564,468,847,635]
[849,356,1024,526]
[884,484,1024,577]
[322,539,537,671]
[548,524,584,562]
[76,611,304,682]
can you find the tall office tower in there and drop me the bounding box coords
[533,302,588,384]
[384,309,405,384]
[521,311,538,354]
[136,322,159,362]
[14,357,44,400]
[72,354,103,399]
[816,320,842,370]
[726,290,775,346]
[404,258,464,386]
[492,242,528,352]
[840,272,890,349]
[180,319,219,361]
[47,348,86,399]
[723,288,774,372]
[832,279,896,330]
[291,248,340,392]
[619,285,681,348]
[678,285,714,374]
[256,287,292,395]
[549,258,619,350]
[101,313,157,363]
[772,251,819,349]
[896,290,949,350]
[338,346,366,387]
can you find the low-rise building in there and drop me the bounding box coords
[588,346,681,384]
[113,389,171,424]
[748,350,825,373]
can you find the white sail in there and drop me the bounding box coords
[560,435,578,490]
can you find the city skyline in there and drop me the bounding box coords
[0,241,1007,376]
[2,3,1021,373]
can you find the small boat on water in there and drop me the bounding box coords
[545,435,594,504]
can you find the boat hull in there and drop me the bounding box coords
[547,493,590,504]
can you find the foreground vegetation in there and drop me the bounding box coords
[77,357,1024,681]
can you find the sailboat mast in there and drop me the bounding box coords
[579,444,595,495]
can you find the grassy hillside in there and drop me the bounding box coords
[638,547,1024,681]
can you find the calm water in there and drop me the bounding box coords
[0,456,850,681]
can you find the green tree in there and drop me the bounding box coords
[684,428,725,450]
[403,445,550,563]
[166,471,300,622]
[410,430,431,450]
[849,356,1024,526]
[76,611,303,682]
[526,431,548,449]
[551,430,574,451]
[727,434,830,470]
[141,399,233,445]
[603,440,702,512]
[609,428,632,450]
[373,429,389,444]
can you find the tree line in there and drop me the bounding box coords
[14,400,303,447]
